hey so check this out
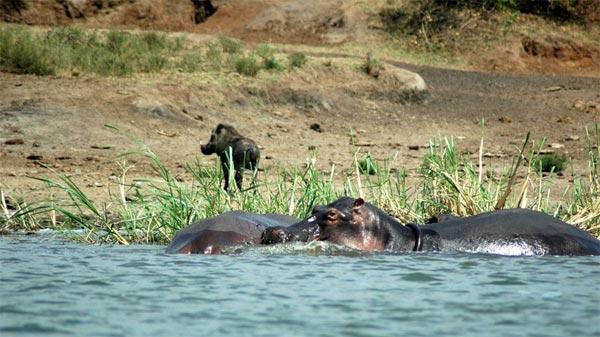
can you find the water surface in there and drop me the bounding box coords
[1,234,599,337]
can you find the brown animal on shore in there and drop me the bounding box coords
[200,123,260,191]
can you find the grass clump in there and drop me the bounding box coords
[233,54,261,77]
[204,40,225,71]
[357,152,380,176]
[0,25,177,77]
[288,52,307,69]
[361,52,382,78]
[232,42,286,76]
[536,154,566,173]
[256,42,284,71]
[0,25,296,78]
[0,26,55,75]
[565,125,600,234]
[177,51,203,73]
[218,35,243,54]
[204,37,290,76]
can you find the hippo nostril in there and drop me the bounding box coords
[327,210,339,222]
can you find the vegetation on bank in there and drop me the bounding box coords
[380,0,599,29]
[1,1,598,78]
[0,24,303,77]
[378,0,599,56]
[1,125,599,244]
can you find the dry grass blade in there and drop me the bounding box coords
[495,132,530,210]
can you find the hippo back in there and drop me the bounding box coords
[425,208,600,256]
[166,211,299,254]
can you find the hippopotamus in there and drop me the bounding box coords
[261,197,356,244]
[166,211,298,254]
[201,123,260,191]
[280,197,600,256]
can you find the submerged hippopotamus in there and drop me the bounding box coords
[260,197,356,245]
[166,211,298,254]
[264,197,600,256]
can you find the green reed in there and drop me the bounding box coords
[2,125,599,243]
[0,24,306,77]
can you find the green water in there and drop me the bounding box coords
[1,234,599,337]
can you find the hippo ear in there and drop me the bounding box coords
[353,198,365,207]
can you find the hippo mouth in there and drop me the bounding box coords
[306,215,325,241]
[313,231,324,241]
[312,227,329,241]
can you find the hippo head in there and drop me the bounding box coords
[261,197,356,244]
[314,197,387,251]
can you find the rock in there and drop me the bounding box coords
[91,145,113,150]
[310,123,323,132]
[543,86,564,92]
[377,63,430,103]
[4,138,24,145]
[572,100,600,113]
[557,115,574,123]
[26,154,43,160]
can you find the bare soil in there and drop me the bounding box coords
[1,0,599,206]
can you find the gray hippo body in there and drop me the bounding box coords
[414,208,600,256]
[166,211,298,254]
[288,197,600,256]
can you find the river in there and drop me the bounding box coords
[1,233,599,337]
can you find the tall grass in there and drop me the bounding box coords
[0,25,54,75]
[0,25,181,76]
[0,24,307,78]
[2,125,599,243]
[0,25,305,77]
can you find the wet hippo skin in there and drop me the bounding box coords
[312,197,600,256]
[261,197,356,244]
[166,211,298,254]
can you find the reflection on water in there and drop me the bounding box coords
[1,234,599,337]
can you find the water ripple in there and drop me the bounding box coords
[401,272,443,282]
[1,236,599,337]
[0,323,71,335]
